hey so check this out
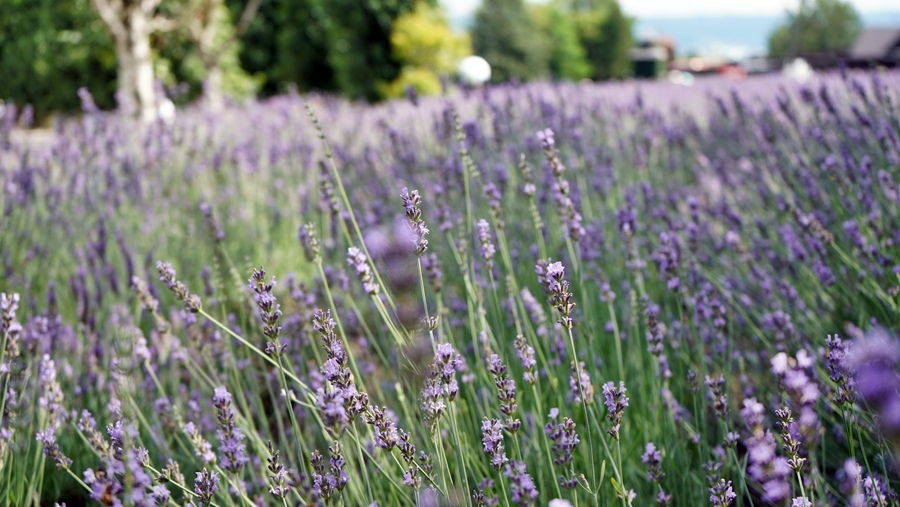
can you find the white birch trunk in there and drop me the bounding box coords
[91,0,159,122]
[204,64,224,110]
[115,36,136,114]
[128,6,157,122]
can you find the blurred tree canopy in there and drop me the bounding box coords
[471,0,632,84]
[0,0,638,119]
[568,0,633,80]
[767,0,862,58]
[471,0,551,83]
[528,3,591,81]
[234,0,424,100]
[1,0,425,118]
[0,0,118,121]
[382,1,470,98]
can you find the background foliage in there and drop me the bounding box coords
[767,0,863,59]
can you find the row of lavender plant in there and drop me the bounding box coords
[1,69,899,506]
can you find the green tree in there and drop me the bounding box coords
[768,0,862,58]
[231,0,421,100]
[570,0,633,80]
[384,1,470,97]
[0,0,117,122]
[529,3,591,81]
[471,0,550,83]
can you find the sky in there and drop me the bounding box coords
[440,0,900,18]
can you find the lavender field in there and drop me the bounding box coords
[2,71,900,506]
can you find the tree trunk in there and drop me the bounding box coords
[192,0,261,110]
[204,63,224,110]
[91,0,158,122]
[128,6,157,122]
[115,36,137,115]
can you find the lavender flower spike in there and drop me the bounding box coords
[481,418,508,469]
[194,468,219,506]
[347,247,379,296]
[36,427,72,470]
[156,261,202,312]
[504,460,539,507]
[249,266,285,357]
[569,361,594,404]
[400,187,429,255]
[641,442,665,482]
[267,441,291,500]
[514,335,537,384]
[709,478,736,507]
[544,408,580,468]
[538,260,575,329]
[213,386,248,473]
[602,381,629,440]
[477,219,495,271]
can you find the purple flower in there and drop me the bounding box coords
[645,301,665,357]
[850,328,900,409]
[156,261,202,312]
[365,406,398,450]
[477,219,496,270]
[705,374,728,419]
[299,222,321,263]
[400,187,429,255]
[536,128,556,151]
[504,460,539,507]
[435,343,463,394]
[741,397,765,433]
[538,260,575,329]
[745,429,791,504]
[313,308,368,425]
[397,429,421,489]
[309,441,349,500]
[537,128,584,241]
[212,386,247,473]
[1,293,21,358]
[481,418,508,469]
[150,484,171,505]
[317,388,350,434]
[654,231,682,292]
[709,478,736,507]
[488,354,520,430]
[248,267,284,355]
[36,427,72,470]
[569,361,594,405]
[641,442,665,482]
[417,345,465,431]
[824,335,855,404]
[840,459,865,506]
[185,421,216,464]
[657,490,672,505]
[544,408,580,469]
[473,477,500,507]
[602,381,628,440]
[38,354,66,429]
[78,410,112,460]
[347,247,379,295]
[514,335,536,384]
[193,468,219,506]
